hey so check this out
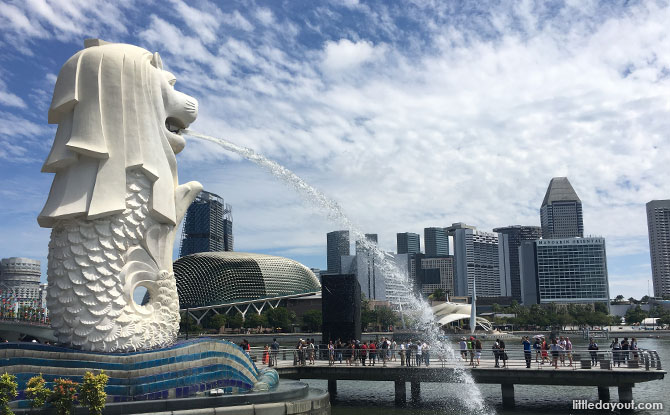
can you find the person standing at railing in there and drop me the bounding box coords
[381,337,389,367]
[522,336,532,368]
[499,339,507,368]
[328,341,335,366]
[541,337,549,364]
[550,338,561,369]
[391,339,397,362]
[630,337,639,361]
[467,337,475,367]
[361,341,368,366]
[368,340,376,366]
[336,339,343,364]
[493,339,501,367]
[423,341,430,367]
[416,341,423,367]
[588,338,599,366]
[559,336,567,366]
[474,338,482,367]
[459,337,467,361]
[565,337,573,367]
[533,337,541,363]
[621,337,630,364]
[399,341,406,366]
[270,338,279,367]
[611,337,622,367]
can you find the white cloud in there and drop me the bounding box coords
[254,7,274,26]
[321,38,384,73]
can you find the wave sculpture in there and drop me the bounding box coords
[38,39,203,352]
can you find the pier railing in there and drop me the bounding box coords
[240,347,663,371]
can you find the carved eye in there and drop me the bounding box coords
[163,70,177,86]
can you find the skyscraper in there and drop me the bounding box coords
[424,227,449,257]
[450,226,500,298]
[397,232,421,254]
[519,238,610,305]
[540,177,584,239]
[647,200,670,297]
[494,225,542,302]
[179,191,233,257]
[410,254,455,297]
[326,230,350,274]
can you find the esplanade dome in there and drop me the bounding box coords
[174,252,321,308]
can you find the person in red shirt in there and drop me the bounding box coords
[361,342,368,366]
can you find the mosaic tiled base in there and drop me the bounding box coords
[0,338,265,406]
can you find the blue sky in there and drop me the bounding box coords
[1,0,669,299]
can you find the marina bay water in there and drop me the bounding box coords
[310,336,670,414]
[184,130,490,413]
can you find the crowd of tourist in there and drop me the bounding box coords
[250,335,644,370]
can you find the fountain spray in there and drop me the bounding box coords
[184,130,492,414]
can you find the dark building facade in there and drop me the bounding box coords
[540,177,584,239]
[424,227,449,257]
[326,230,350,274]
[179,191,233,257]
[647,200,670,297]
[494,225,542,302]
[397,232,421,254]
[321,274,361,343]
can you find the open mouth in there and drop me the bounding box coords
[165,117,186,135]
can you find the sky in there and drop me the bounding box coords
[0,0,669,299]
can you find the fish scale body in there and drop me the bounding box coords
[46,170,180,352]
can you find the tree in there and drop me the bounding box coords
[227,313,243,329]
[244,313,267,329]
[375,306,399,329]
[624,305,647,325]
[628,297,639,304]
[79,371,108,415]
[613,295,625,304]
[208,314,227,331]
[428,289,446,302]
[302,310,322,332]
[594,302,608,314]
[491,303,502,313]
[265,307,293,331]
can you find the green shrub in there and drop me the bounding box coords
[79,371,108,415]
[0,373,18,415]
[25,374,52,408]
[52,378,78,415]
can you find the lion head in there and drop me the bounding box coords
[38,39,198,228]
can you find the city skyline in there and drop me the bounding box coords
[0,2,669,300]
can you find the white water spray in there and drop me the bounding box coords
[184,130,492,414]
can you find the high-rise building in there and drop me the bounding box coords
[450,226,500,298]
[494,225,542,302]
[647,200,670,297]
[355,234,384,300]
[519,238,610,304]
[0,257,41,307]
[179,191,233,257]
[326,230,350,274]
[410,254,455,297]
[540,177,584,239]
[424,227,449,257]
[397,232,420,254]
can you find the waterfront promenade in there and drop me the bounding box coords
[261,349,665,408]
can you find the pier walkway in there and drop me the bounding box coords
[257,348,665,408]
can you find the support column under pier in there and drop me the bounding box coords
[410,381,420,402]
[501,384,515,409]
[598,386,610,402]
[618,384,633,404]
[328,379,337,396]
[394,381,406,405]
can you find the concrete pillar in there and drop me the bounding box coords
[394,381,406,405]
[598,386,610,402]
[618,384,633,403]
[410,381,420,401]
[501,383,515,409]
[328,379,337,396]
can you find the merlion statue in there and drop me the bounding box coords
[38,39,203,352]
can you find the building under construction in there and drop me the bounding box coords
[179,190,234,257]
